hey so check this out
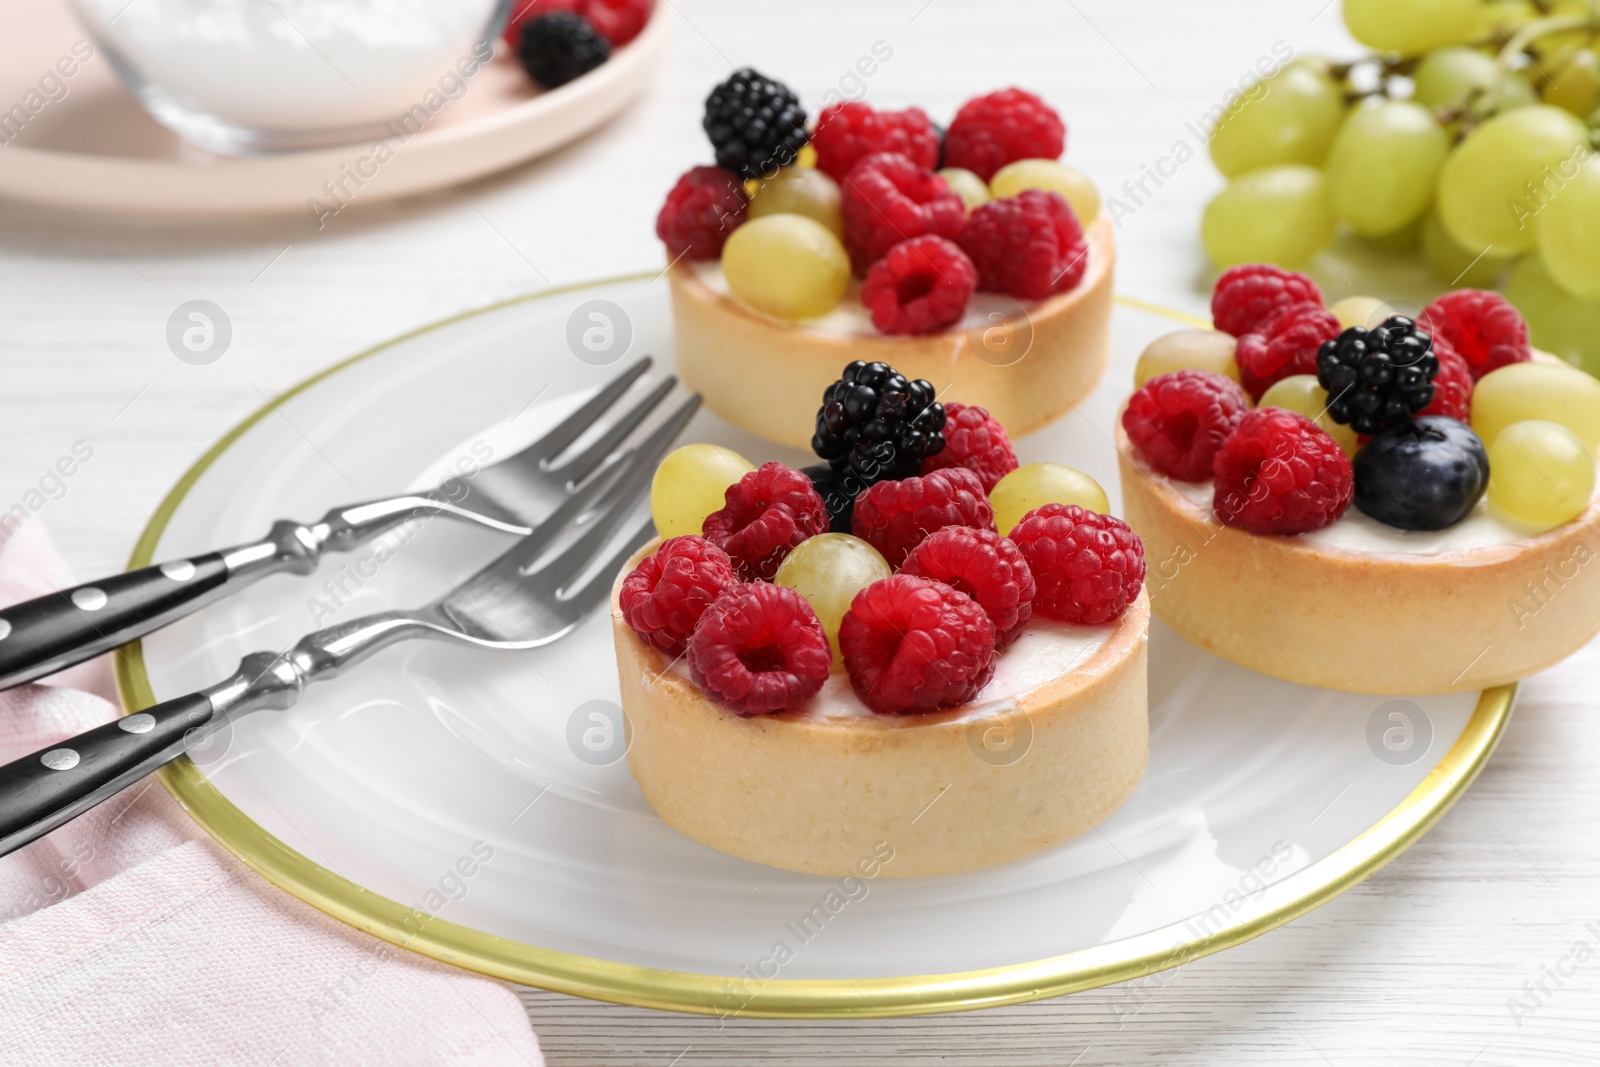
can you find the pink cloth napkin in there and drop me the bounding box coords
[0,521,545,1067]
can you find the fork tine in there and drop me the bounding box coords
[522,356,652,464]
[627,391,703,474]
[562,516,657,606]
[557,374,680,486]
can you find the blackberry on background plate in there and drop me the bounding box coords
[1316,315,1439,436]
[1353,416,1489,531]
[703,68,810,180]
[812,362,945,498]
[518,12,610,89]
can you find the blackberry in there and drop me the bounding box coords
[703,68,809,180]
[802,463,862,533]
[811,361,946,493]
[1316,316,1439,436]
[518,12,610,90]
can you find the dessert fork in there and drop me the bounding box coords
[0,358,685,692]
[0,422,667,857]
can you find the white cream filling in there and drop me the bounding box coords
[668,618,1114,723]
[1140,454,1589,556]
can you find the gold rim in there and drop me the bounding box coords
[114,281,1516,1018]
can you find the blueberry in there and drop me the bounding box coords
[1353,416,1489,530]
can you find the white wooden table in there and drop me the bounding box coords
[1,1,1595,1063]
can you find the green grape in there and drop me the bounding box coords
[722,214,850,320]
[1436,105,1589,255]
[1472,360,1600,449]
[1544,49,1600,116]
[1535,157,1600,300]
[748,166,843,236]
[1344,0,1490,56]
[1201,165,1336,269]
[937,167,990,211]
[1412,47,1500,111]
[1421,207,1515,287]
[990,464,1110,535]
[989,159,1101,223]
[1258,375,1361,456]
[1486,419,1596,529]
[1329,295,1403,330]
[1495,71,1541,113]
[1355,214,1425,252]
[1134,329,1241,388]
[1503,253,1600,374]
[1208,64,1345,177]
[1325,101,1449,236]
[651,444,754,539]
[773,533,891,658]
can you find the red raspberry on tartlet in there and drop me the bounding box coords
[688,582,832,716]
[959,189,1088,300]
[1122,370,1251,482]
[1234,301,1343,399]
[619,535,737,656]
[900,526,1035,646]
[811,101,941,181]
[504,0,651,49]
[655,165,747,260]
[850,466,996,568]
[942,88,1066,182]
[1009,505,1145,625]
[1210,263,1323,338]
[1419,335,1473,421]
[920,402,1018,491]
[1212,408,1353,536]
[859,236,978,335]
[840,152,966,274]
[1418,289,1532,380]
[839,575,997,715]
[703,462,829,581]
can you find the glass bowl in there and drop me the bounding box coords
[67,0,514,154]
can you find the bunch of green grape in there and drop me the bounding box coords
[1201,0,1600,373]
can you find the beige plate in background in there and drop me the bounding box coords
[0,0,669,217]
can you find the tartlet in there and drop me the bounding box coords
[1118,422,1600,694]
[1118,266,1600,694]
[612,544,1149,878]
[669,212,1116,450]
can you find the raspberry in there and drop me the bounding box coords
[900,527,1035,646]
[850,466,996,568]
[812,102,941,182]
[574,0,651,46]
[942,88,1066,182]
[859,236,977,335]
[1009,505,1144,625]
[1234,301,1343,399]
[840,152,966,274]
[1121,370,1251,482]
[688,582,832,716]
[920,402,1018,491]
[655,165,748,261]
[958,189,1088,300]
[1418,289,1532,380]
[1419,335,1473,421]
[517,11,610,89]
[1210,263,1323,337]
[1212,408,1353,535]
[619,536,737,656]
[839,575,997,715]
[504,0,650,48]
[703,462,830,581]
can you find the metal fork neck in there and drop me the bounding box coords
[203,610,438,721]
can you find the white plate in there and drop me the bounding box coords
[117,275,1512,1017]
[0,0,668,217]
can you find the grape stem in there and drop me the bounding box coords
[1495,13,1600,67]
